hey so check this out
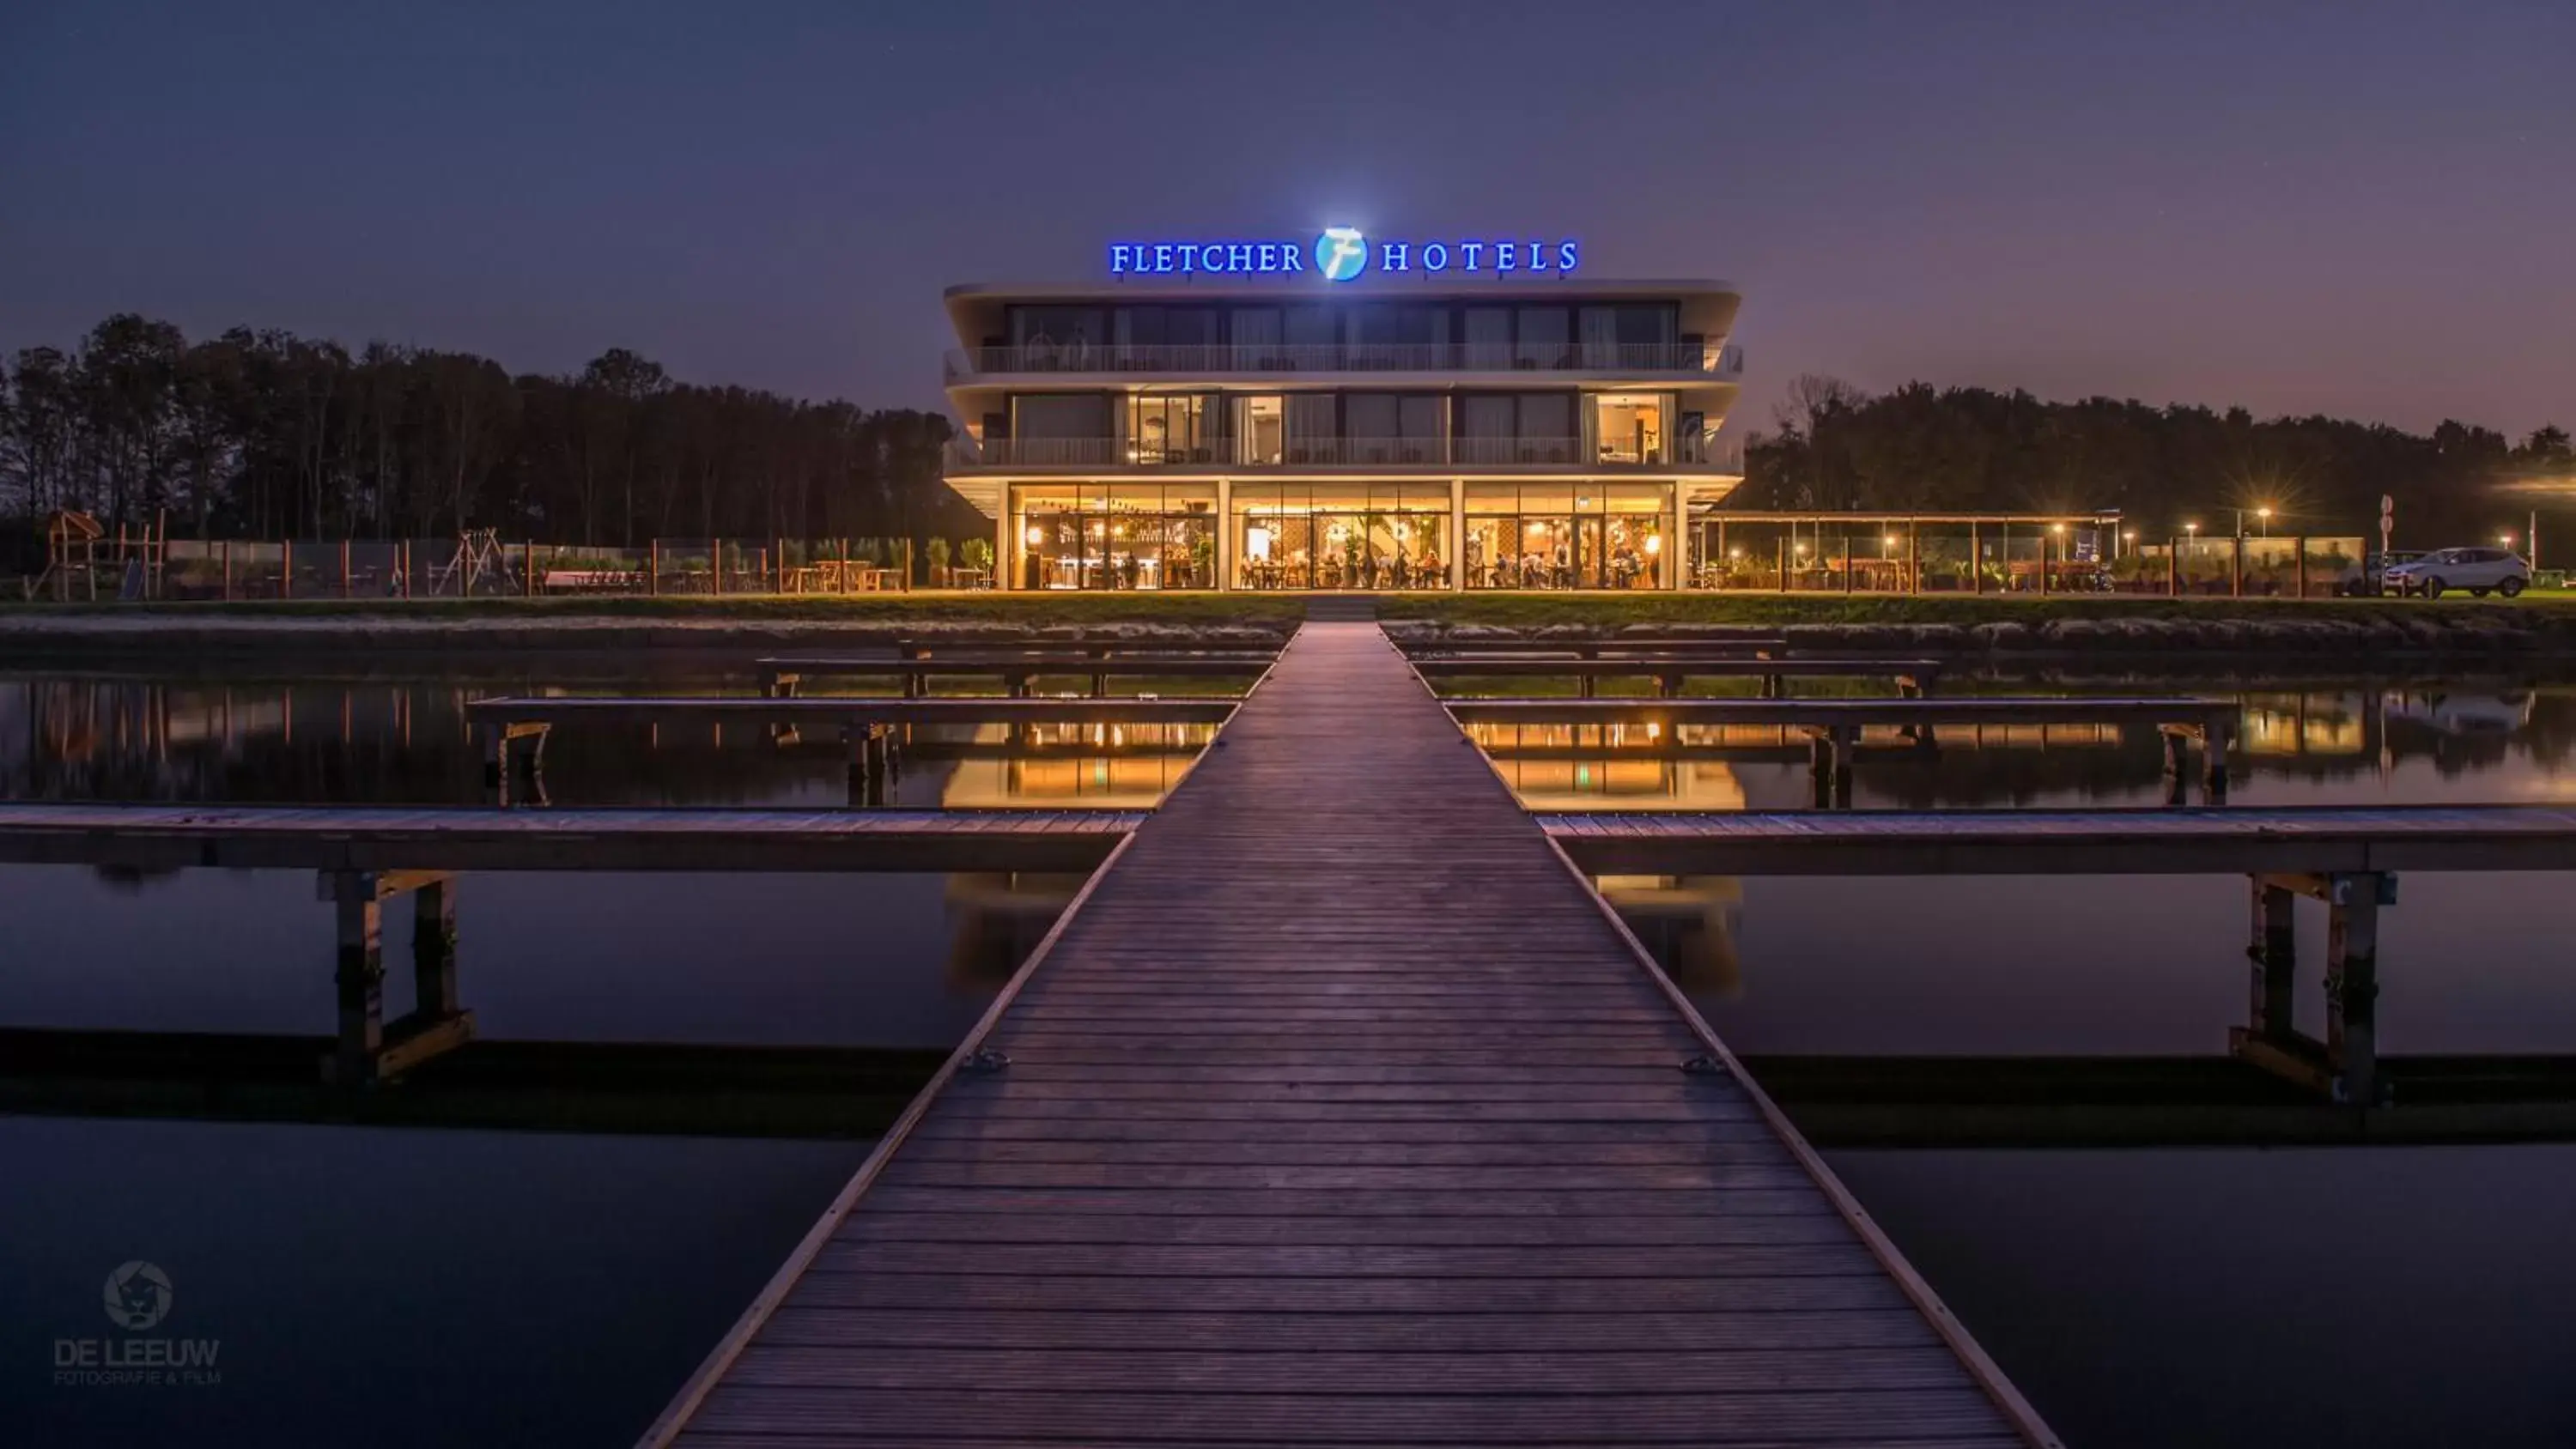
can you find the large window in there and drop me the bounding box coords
[1013,482,1217,591]
[1463,482,1668,589]
[1592,393,1669,464]
[1007,306,1106,367]
[1127,395,1212,464]
[1342,394,1446,464]
[1515,307,1571,368]
[1009,394,1115,466]
[1577,305,1679,367]
[1459,393,1577,464]
[1233,482,1449,591]
[1233,395,1285,465]
[1464,307,1512,369]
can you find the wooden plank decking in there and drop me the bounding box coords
[647,622,2050,1448]
[464,696,1239,727]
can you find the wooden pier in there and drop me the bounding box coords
[1456,694,2239,805]
[1540,805,2576,876]
[757,652,1273,700]
[644,623,2053,1448]
[1413,654,1943,699]
[0,802,1140,874]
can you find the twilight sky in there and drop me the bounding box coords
[3,0,2570,438]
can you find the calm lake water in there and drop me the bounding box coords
[5,659,2574,1446]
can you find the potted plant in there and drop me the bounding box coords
[927,537,951,587]
[960,537,993,586]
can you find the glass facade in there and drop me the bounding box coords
[1015,482,1218,590]
[1463,482,1668,590]
[967,293,1725,591]
[1232,483,1449,591]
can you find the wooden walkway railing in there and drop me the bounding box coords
[641,622,2055,1447]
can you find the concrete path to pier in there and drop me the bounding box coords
[645,621,2054,1447]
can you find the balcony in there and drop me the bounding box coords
[946,432,1745,473]
[945,341,1746,381]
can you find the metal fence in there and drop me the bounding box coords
[131,537,981,601]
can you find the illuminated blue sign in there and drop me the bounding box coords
[1109,229,1579,280]
[1315,227,1369,282]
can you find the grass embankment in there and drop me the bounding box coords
[0,592,1310,627]
[1376,591,2576,628]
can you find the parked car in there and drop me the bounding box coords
[2336,549,2423,596]
[2379,546,2529,598]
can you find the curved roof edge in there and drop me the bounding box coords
[944,278,1741,301]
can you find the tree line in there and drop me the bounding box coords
[0,313,981,551]
[1742,375,2574,547]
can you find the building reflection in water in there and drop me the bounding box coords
[940,871,1088,988]
[1598,875,1745,997]
[933,722,1215,810]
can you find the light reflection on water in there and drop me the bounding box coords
[7,665,2576,1446]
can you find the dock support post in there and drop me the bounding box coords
[1656,673,1681,700]
[1807,726,1856,808]
[2203,718,2232,803]
[414,877,459,1021]
[331,872,384,1088]
[1579,674,1597,700]
[483,723,548,807]
[2160,727,2191,807]
[2326,872,2389,1105]
[1008,672,1031,700]
[2247,877,2297,1042]
[846,725,890,808]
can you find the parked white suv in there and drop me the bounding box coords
[2381,546,2529,598]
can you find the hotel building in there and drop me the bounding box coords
[939,231,1745,591]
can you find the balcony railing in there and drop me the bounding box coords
[947,432,1746,472]
[946,341,1746,379]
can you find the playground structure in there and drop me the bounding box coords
[428,530,519,597]
[21,511,167,602]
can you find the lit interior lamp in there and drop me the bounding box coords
[1643,535,1661,555]
[1024,525,1044,546]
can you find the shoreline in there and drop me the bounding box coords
[7,595,2576,660]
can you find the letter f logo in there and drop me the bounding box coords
[1315,227,1369,282]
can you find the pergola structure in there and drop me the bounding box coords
[1692,510,2124,593]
